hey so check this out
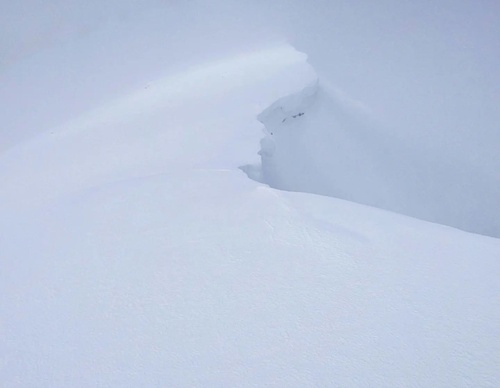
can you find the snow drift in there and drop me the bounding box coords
[2,42,499,386]
[1,1,500,386]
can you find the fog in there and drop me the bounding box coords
[287,0,500,173]
[2,2,500,385]
[3,0,497,152]
[1,0,499,234]
[0,0,282,149]
[254,1,500,236]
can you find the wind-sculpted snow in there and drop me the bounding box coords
[0,46,315,211]
[249,82,500,238]
[1,19,500,388]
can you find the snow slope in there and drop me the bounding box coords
[3,167,500,386]
[1,2,500,387]
[2,42,500,386]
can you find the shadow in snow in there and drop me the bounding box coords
[241,81,500,238]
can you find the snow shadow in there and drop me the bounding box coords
[242,82,500,238]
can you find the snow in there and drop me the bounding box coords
[1,2,500,387]
[4,169,500,386]
[249,82,500,237]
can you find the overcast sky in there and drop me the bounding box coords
[1,0,498,165]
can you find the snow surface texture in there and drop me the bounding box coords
[247,83,500,237]
[2,1,500,387]
[2,42,500,387]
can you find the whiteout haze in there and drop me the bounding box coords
[1,1,499,386]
